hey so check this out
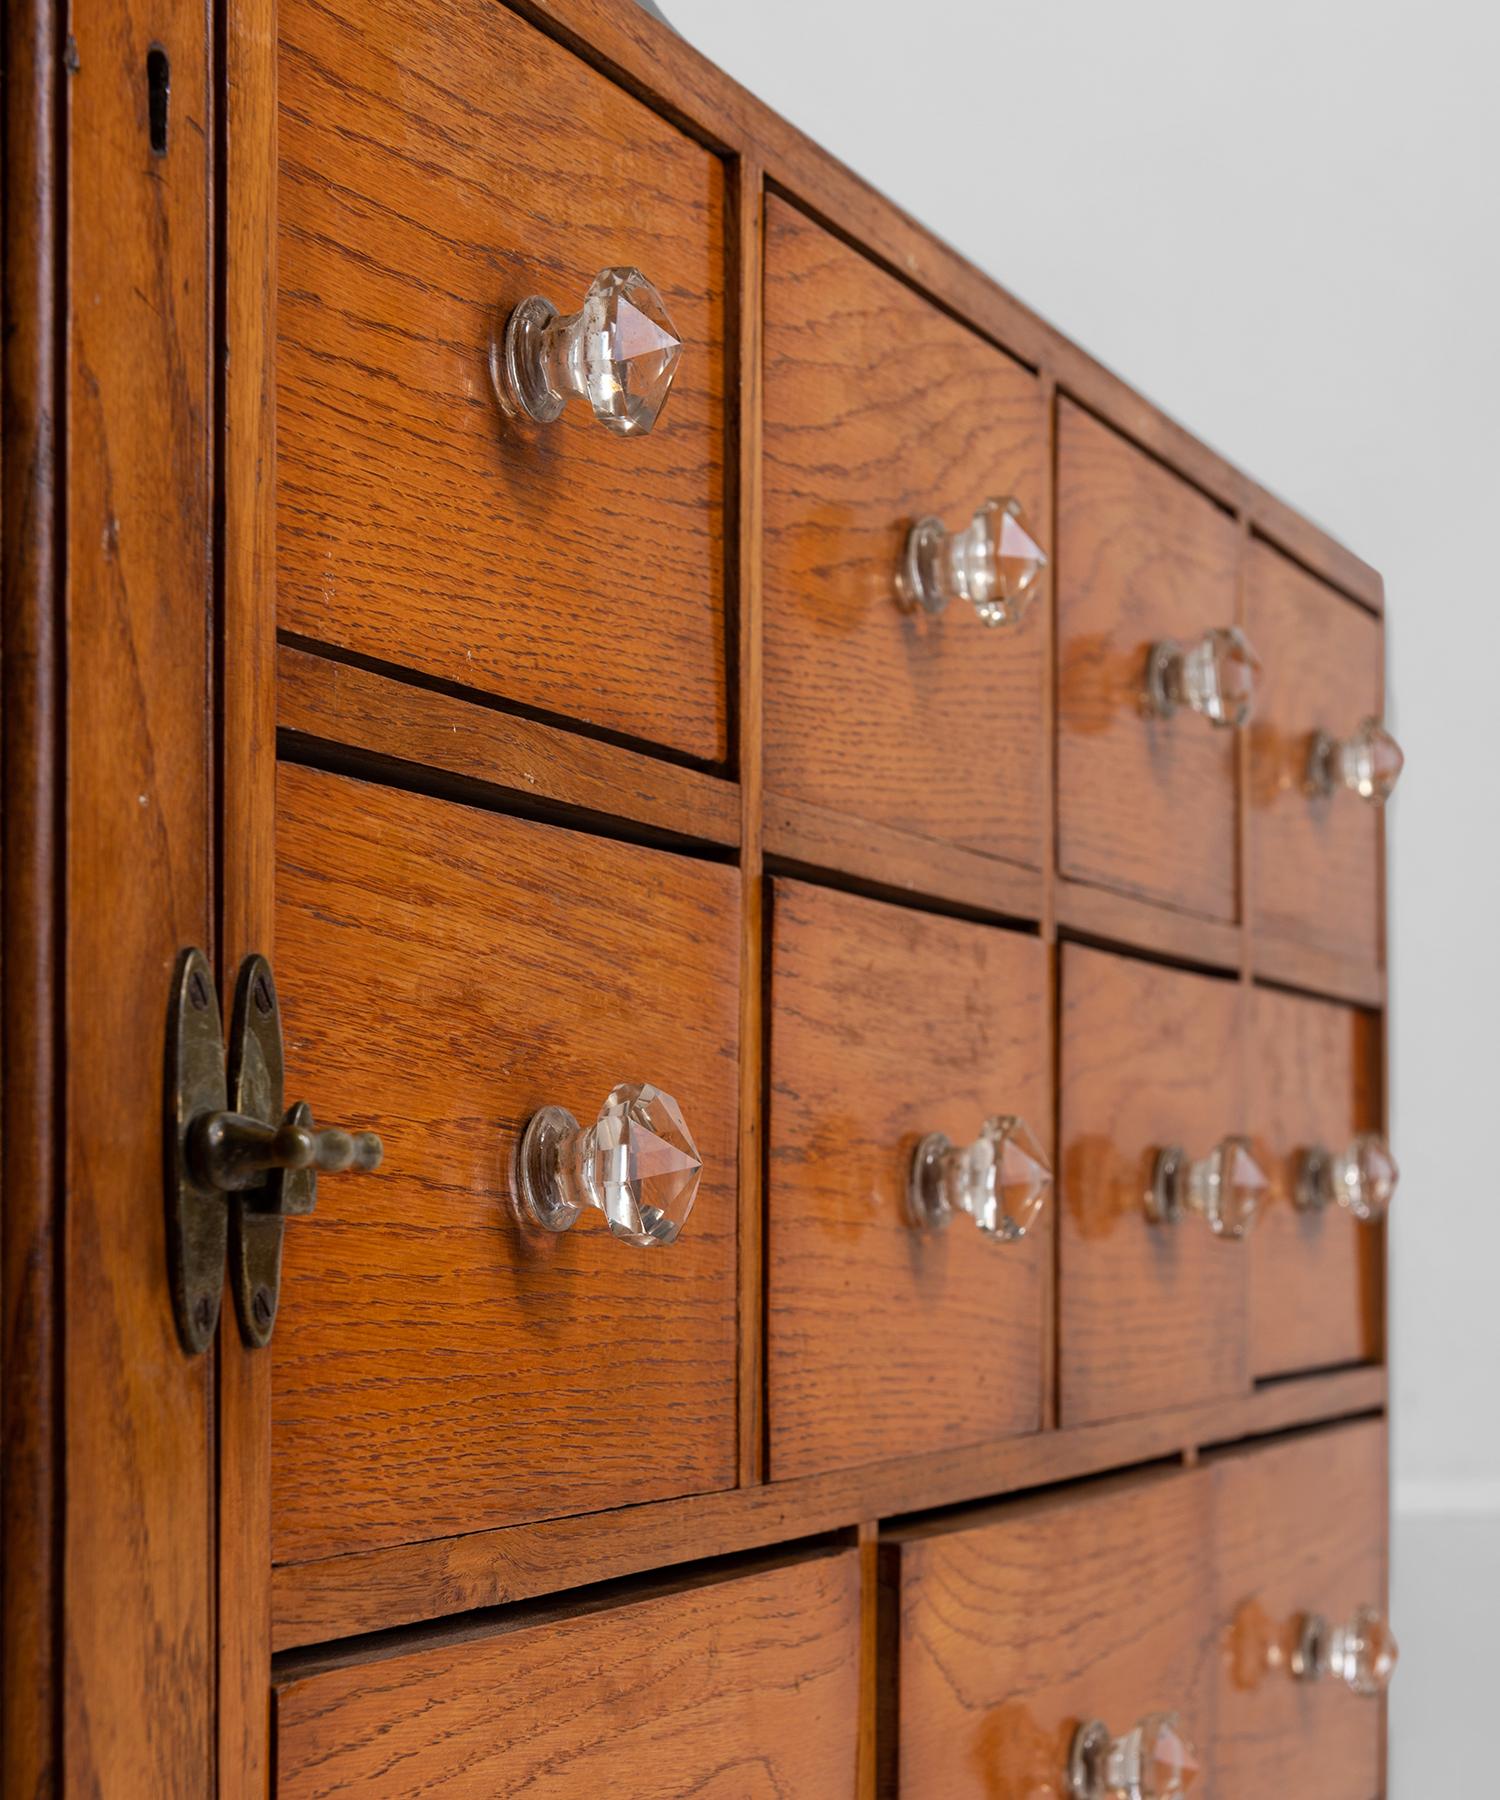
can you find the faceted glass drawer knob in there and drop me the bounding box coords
[1296,1133,1398,1222]
[1144,626,1260,727]
[908,1114,1052,1242]
[897,495,1047,627]
[493,267,682,437]
[1306,717,1404,803]
[1068,1713,1200,1800]
[1293,1607,1399,1696]
[517,1081,701,1247]
[1147,1136,1266,1239]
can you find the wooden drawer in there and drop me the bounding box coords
[271,765,740,1562]
[1210,1421,1389,1797]
[1247,541,1384,972]
[1057,401,1243,922]
[277,1550,861,1797]
[1251,987,1384,1378]
[277,0,727,762]
[763,198,1047,880]
[1059,944,1249,1426]
[767,879,1048,1480]
[882,1466,1215,1797]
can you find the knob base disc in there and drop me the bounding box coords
[517,1104,583,1232]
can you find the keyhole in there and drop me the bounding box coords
[147,46,169,154]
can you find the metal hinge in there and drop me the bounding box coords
[165,949,382,1354]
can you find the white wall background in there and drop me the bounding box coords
[656,0,1500,1784]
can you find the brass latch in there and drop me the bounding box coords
[166,948,382,1354]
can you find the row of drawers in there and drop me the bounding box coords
[277,0,1394,971]
[275,1419,1389,1797]
[272,764,1384,1565]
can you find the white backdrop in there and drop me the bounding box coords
[656,0,1500,1783]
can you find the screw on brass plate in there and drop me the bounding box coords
[251,1286,274,1331]
[188,968,210,1011]
[252,972,273,1017]
[194,1294,214,1335]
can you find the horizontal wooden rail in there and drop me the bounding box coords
[273,1363,1385,1650]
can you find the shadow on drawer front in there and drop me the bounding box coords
[277,0,727,762]
[271,765,740,1562]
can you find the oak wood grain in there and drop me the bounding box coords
[763,196,1047,877]
[1250,987,1383,1377]
[1057,400,1244,922]
[1247,539,1385,973]
[63,0,218,1779]
[271,765,740,1561]
[884,1465,1216,1798]
[1209,1420,1388,1797]
[271,1365,1386,1650]
[1059,944,1250,1426]
[277,0,728,760]
[277,643,740,848]
[767,879,1048,1480]
[275,1552,862,1798]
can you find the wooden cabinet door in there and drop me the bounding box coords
[1210,1421,1389,1797]
[884,1468,1216,1798]
[1058,944,1251,1426]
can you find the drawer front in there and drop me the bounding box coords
[1211,1421,1389,1797]
[1251,987,1384,1377]
[886,1468,1215,1798]
[272,766,740,1562]
[767,880,1048,1480]
[277,1552,861,1797]
[1057,401,1243,921]
[763,198,1047,870]
[278,0,727,761]
[1059,944,1249,1426]
[1247,541,1383,968]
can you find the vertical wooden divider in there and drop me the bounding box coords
[735,155,767,1490]
[217,0,278,1788]
[1039,371,1060,1434]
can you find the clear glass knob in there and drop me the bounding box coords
[1305,717,1404,803]
[1293,1607,1399,1696]
[493,267,682,437]
[896,495,1047,627]
[1068,1713,1200,1800]
[1295,1133,1398,1222]
[908,1114,1052,1242]
[1147,1136,1266,1239]
[1144,626,1260,727]
[517,1081,701,1247]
